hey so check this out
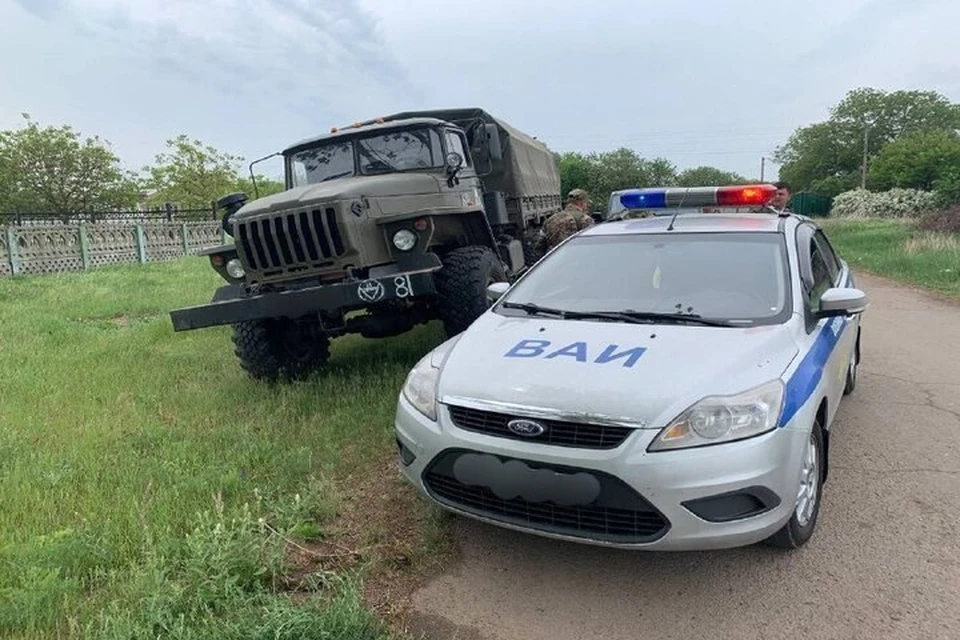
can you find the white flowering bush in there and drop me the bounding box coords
[830,188,940,219]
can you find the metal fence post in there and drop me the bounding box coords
[79,224,90,270]
[181,222,189,255]
[221,227,228,244]
[134,224,147,263]
[5,226,22,275]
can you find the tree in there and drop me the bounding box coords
[0,113,140,213]
[676,166,749,187]
[557,151,592,198]
[234,175,285,199]
[868,129,960,191]
[143,135,245,210]
[774,87,960,195]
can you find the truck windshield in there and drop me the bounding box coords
[497,232,792,326]
[288,128,445,187]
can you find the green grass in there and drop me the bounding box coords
[0,258,448,639]
[818,217,960,298]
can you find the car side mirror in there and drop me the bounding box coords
[486,281,510,302]
[817,287,868,317]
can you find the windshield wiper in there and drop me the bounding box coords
[500,303,731,327]
[604,310,735,327]
[318,170,353,183]
[500,302,569,318]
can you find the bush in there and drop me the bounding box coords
[830,187,940,219]
[933,167,960,207]
[917,206,960,234]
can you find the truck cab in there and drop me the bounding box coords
[169,108,562,383]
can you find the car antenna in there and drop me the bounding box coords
[667,187,689,231]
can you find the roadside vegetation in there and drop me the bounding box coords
[819,213,960,298]
[0,258,453,639]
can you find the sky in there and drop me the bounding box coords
[2,0,959,182]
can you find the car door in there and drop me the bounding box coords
[812,229,859,383]
[797,224,851,427]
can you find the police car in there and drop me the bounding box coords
[394,184,867,551]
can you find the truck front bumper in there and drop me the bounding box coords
[170,267,439,331]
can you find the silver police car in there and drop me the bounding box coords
[394,185,868,551]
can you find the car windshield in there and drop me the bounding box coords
[288,127,444,186]
[498,232,791,326]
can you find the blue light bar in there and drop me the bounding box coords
[619,189,667,209]
[618,184,778,210]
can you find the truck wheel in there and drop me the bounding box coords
[435,246,506,337]
[231,318,330,382]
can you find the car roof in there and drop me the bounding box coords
[580,212,806,237]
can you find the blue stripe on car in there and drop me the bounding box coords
[779,315,848,427]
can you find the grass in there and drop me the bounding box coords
[818,217,960,298]
[0,258,451,639]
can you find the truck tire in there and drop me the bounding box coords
[231,318,330,382]
[435,246,507,337]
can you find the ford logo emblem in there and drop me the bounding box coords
[507,419,546,437]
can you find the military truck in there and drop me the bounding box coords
[169,108,562,381]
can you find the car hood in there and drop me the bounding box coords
[237,173,442,217]
[436,312,800,429]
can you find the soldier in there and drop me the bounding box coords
[543,188,595,250]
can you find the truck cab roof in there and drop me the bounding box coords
[282,117,450,156]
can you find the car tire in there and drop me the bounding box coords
[843,331,859,395]
[435,246,507,337]
[763,417,825,550]
[231,317,330,382]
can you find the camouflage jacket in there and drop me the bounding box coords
[543,204,594,249]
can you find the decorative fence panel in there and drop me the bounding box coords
[1,221,228,277]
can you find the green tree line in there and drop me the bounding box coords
[0,114,283,214]
[5,85,960,215]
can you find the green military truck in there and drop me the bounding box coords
[169,108,562,381]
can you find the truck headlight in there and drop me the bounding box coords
[225,258,245,279]
[402,352,440,421]
[647,379,784,452]
[392,229,417,252]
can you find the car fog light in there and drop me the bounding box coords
[225,258,245,279]
[392,229,417,251]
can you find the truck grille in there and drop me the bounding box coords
[447,405,633,450]
[236,207,346,277]
[423,449,669,544]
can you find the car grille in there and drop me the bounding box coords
[423,449,669,544]
[447,405,633,450]
[236,207,347,277]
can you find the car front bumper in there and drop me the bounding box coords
[394,395,812,551]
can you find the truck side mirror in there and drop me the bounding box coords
[484,123,503,163]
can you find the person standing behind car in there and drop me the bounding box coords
[544,188,595,250]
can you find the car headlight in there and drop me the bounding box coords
[225,258,245,279]
[647,379,784,452]
[402,352,440,421]
[392,229,417,252]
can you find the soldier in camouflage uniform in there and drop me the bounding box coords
[543,188,594,250]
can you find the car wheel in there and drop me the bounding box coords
[764,418,824,550]
[843,335,858,396]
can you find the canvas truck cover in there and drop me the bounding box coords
[366,108,561,201]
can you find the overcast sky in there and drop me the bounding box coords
[2,0,958,181]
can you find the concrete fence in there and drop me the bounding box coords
[1,221,227,277]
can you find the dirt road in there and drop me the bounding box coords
[402,272,960,640]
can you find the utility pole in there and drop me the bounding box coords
[760,156,765,181]
[860,123,869,189]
